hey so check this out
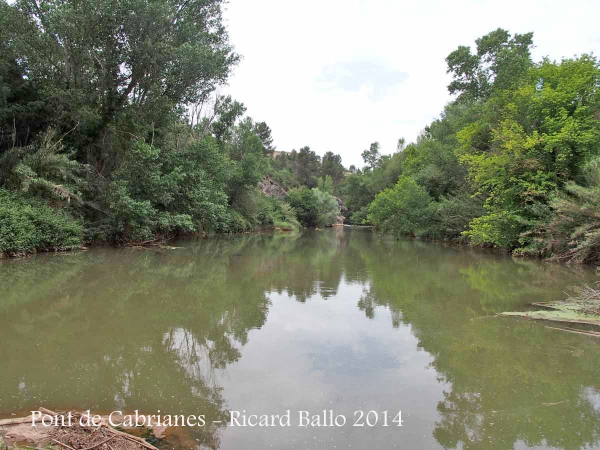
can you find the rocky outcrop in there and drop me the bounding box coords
[259,176,287,200]
[335,196,347,225]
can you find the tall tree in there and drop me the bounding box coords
[321,151,345,185]
[294,146,321,187]
[253,121,275,153]
[2,0,239,164]
[446,28,533,102]
[361,142,381,169]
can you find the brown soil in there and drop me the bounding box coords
[0,409,160,450]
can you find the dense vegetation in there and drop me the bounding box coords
[0,0,341,257]
[342,30,600,264]
[1,4,598,266]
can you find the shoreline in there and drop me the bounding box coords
[2,226,599,269]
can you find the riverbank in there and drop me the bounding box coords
[0,408,162,450]
[374,229,600,267]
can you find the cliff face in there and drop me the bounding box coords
[334,196,347,225]
[258,177,287,200]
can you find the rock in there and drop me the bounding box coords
[1,422,57,446]
[258,177,287,200]
[334,197,347,224]
[335,196,347,213]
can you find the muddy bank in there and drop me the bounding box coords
[0,409,162,450]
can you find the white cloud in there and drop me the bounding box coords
[223,0,600,168]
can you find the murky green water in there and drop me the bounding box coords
[1,228,599,449]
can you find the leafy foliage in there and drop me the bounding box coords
[344,29,600,264]
[459,54,600,248]
[0,188,82,256]
[526,158,600,264]
[0,128,87,202]
[368,177,434,237]
[0,0,306,253]
[97,139,231,242]
[286,187,340,228]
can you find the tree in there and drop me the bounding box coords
[2,0,239,164]
[103,138,232,241]
[212,96,247,145]
[321,151,345,185]
[396,138,406,152]
[446,28,533,102]
[317,175,334,194]
[367,177,434,236]
[286,186,340,228]
[361,142,381,169]
[254,121,275,153]
[295,146,321,187]
[460,55,600,248]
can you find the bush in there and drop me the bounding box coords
[313,188,340,227]
[273,201,300,231]
[367,177,435,237]
[286,187,340,228]
[430,192,485,240]
[349,205,370,225]
[0,189,83,256]
[286,187,318,227]
[257,196,300,231]
[0,128,87,203]
[98,139,231,242]
[463,210,525,248]
[525,159,600,264]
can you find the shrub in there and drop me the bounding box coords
[349,205,370,225]
[99,139,231,242]
[0,189,83,256]
[463,210,525,248]
[286,186,340,228]
[313,188,340,227]
[0,128,87,203]
[256,196,300,231]
[286,187,318,227]
[524,158,600,264]
[367,177,434,237]
[273,201,300,231]
[428,192,485,240]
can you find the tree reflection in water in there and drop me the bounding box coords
[0,229,598,450]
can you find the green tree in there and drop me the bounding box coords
[212,96,247,146]
[2,0,238,165]
[368,177,434,236]
[295,146,322,187]
[101,139,232,242]
[361,142,381,169]
[253,121,275,153]
[317,175,334,194]
[321,151,345,185]
[286,186,340,228]
[446,28,533,102]
[459,55,600,248]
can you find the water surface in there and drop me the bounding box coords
[1,228,599,449]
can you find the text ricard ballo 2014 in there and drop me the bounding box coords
[30,409,404,428]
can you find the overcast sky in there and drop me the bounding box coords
[223,0,600,168]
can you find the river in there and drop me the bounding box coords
[1,228,599,449]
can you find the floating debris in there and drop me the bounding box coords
[501,282,600,335]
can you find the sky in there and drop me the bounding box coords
[223,0,600,168]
